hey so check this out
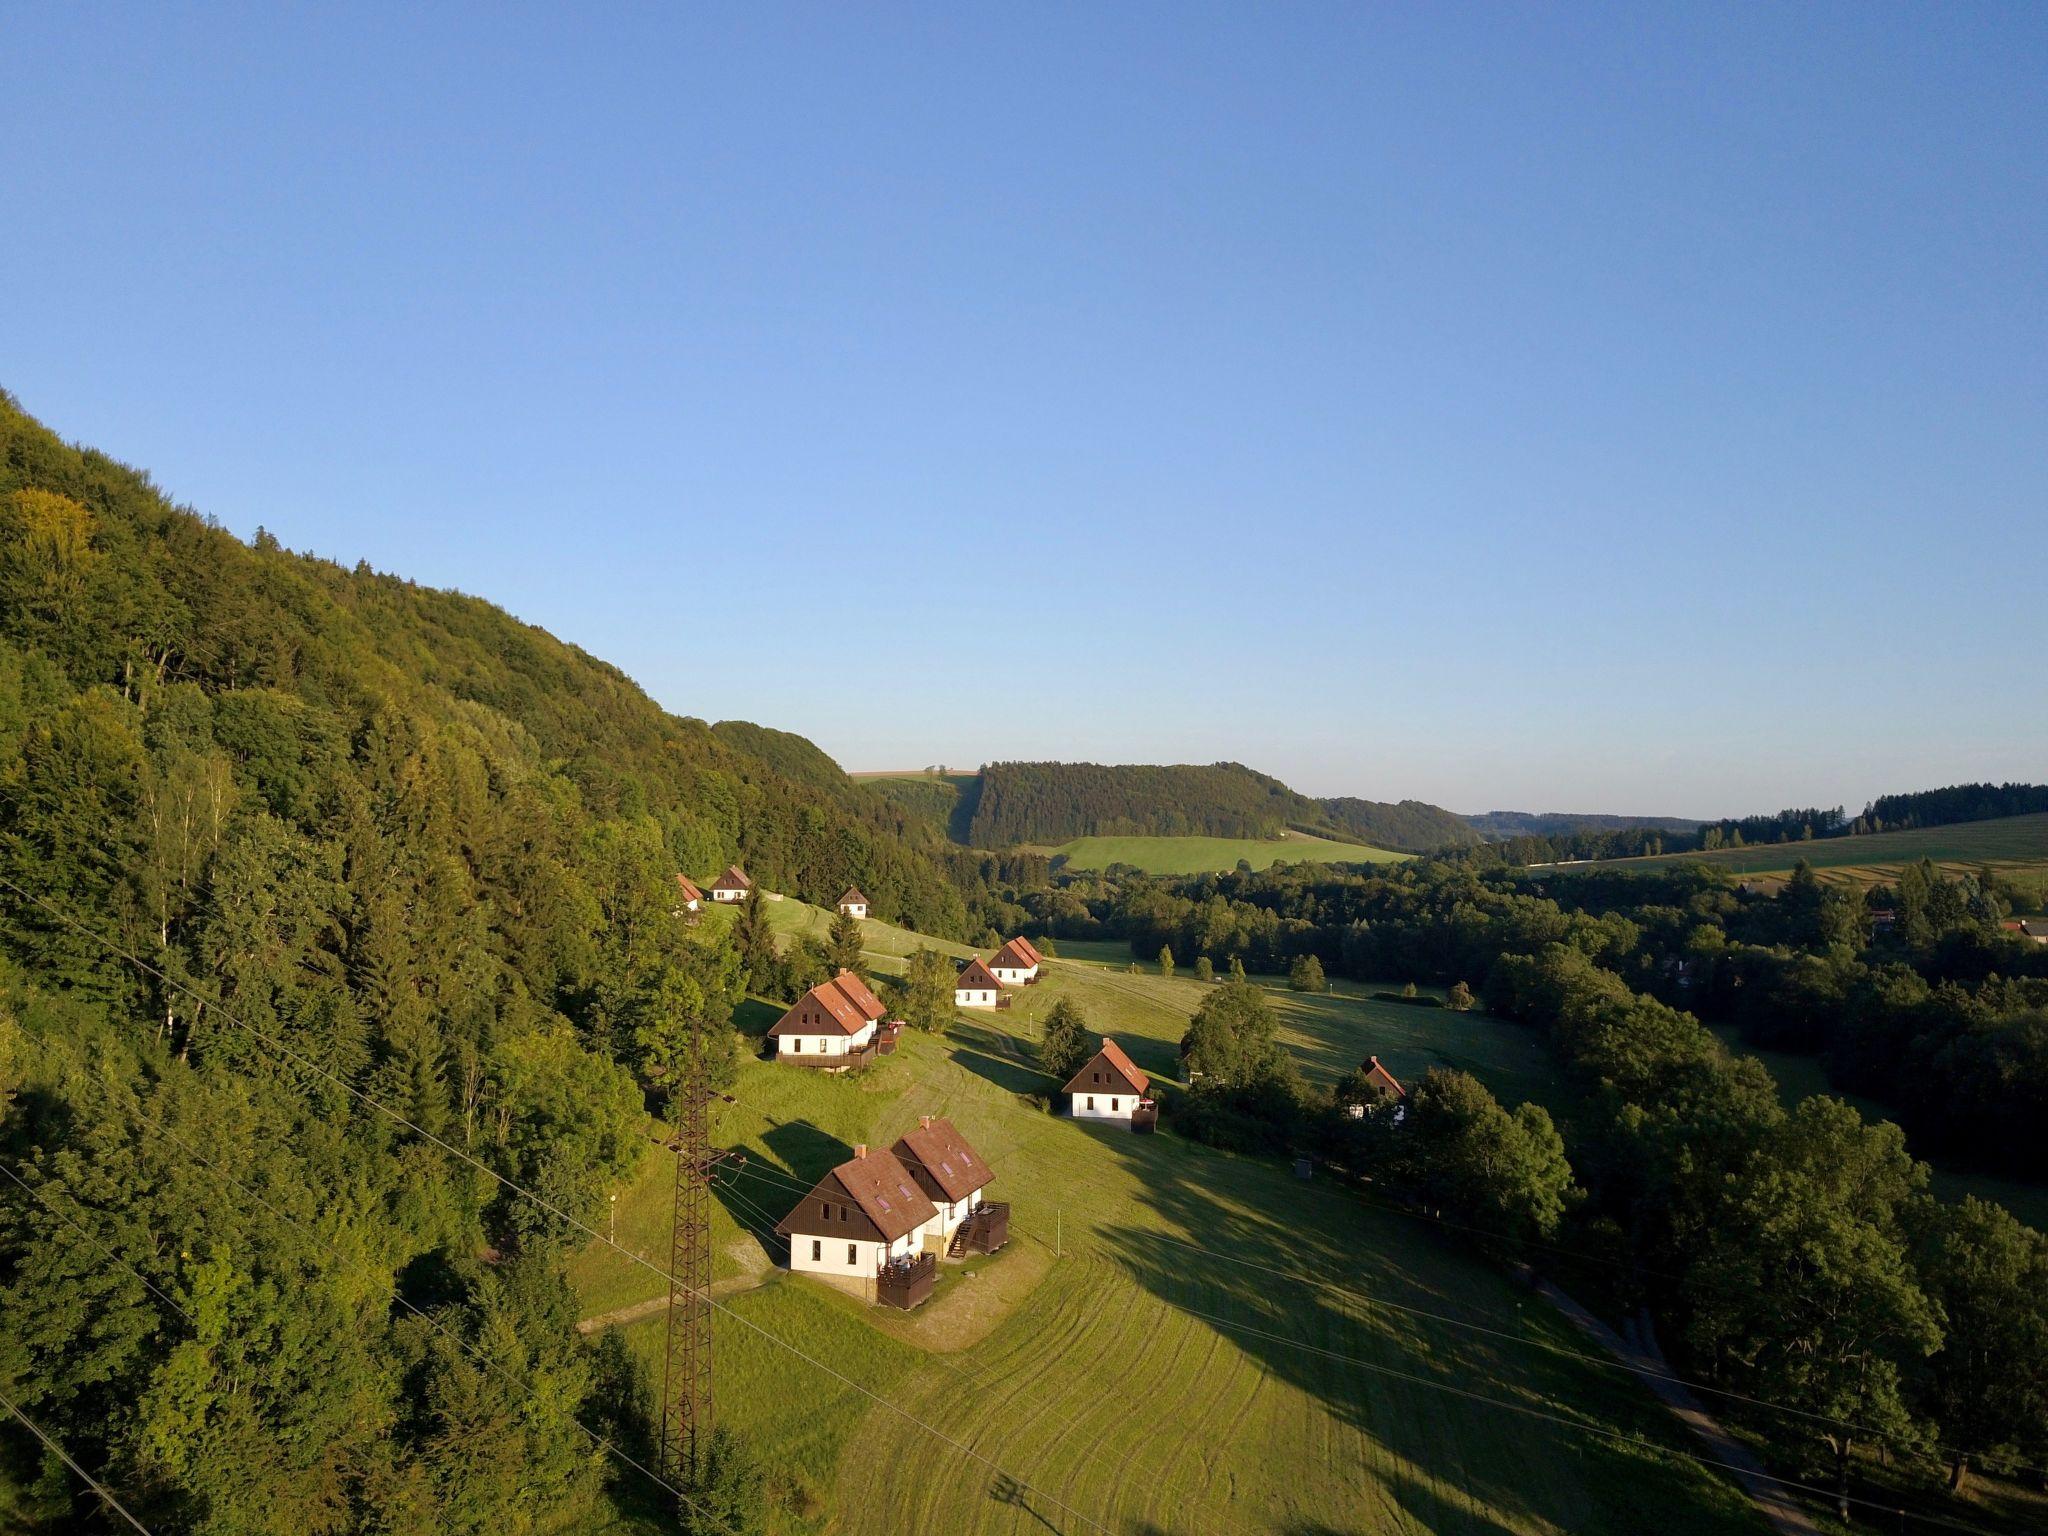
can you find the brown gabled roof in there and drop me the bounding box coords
[991,936,1042,970]
[954,957,1002,992]
[767,981,870,1037]
[774,1147,938,1244]
[711,864,752,892]
[828,970,886,1022]
[891,1116,994,1205]
[674,873,704,902]
[1361,1055,1407,1099]
[1063,1037,1149,1098]
[837,886,869,907]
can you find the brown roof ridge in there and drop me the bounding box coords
[955,957,1002,991]
[890,1115,994,1204]
[831,1146,937,1241]
[837,885,869,904]
[828,970,886,1022]
[713,864,752,889]
[1063,1036,1150,1098]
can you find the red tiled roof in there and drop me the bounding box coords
[828,970,886,1022]
[1362,1055,1407,1099]
[991,937,1041,970]
[891,1116,993,1205]
[774,1149,938,1244]
[1063,1037,1149,1098]
[767,981,870,1037]
[829,1149,936,1242]
[711,865,752,891]
[954,958,1002,993]
[674,874,703,902]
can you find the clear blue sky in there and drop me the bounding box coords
[5,4,2043,816]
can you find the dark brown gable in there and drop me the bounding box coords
[773,1170,888,1243]
[1062,1039,1149,1098]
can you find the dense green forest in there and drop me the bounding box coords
[1318,794,1478,850]
[961,760,1477,851]
[0,390,983,1532]
[1462,809,1702,840]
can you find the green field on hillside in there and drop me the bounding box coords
[570,902,1762,1535]
[1535,812,2048,887]
[1045,830,1406,875]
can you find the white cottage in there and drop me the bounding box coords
[988,935,1043,986]
[767,970,893,1067]
[953,957,1004,1009]
[836,886,870,920]
[774,1145,937,1289]
[709,864,752,903]
[1063,1037,1154,1126]
[672,874,704,914]
[891,1115,998,1247]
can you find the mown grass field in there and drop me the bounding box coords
[1041,830,1407,875]
[570,900,1764,1536]
[1533,812,2048,889]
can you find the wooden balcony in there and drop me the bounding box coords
[948,1201,1010,1257]
[875,1252,936,1310]
[1132,1100,1159,1133]
[993,994,1014,1011]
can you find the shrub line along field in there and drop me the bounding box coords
[569,897,1766,1535]
[1530,811,2048,887]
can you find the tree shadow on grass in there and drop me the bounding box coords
[1091,1131,1757,1536]
[945,1019,1049,1096]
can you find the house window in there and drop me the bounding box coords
[793,1038,802,1052]
[811,1239,821,1262]
[846,1243,857,1266]
[1110,1098,1119,1112]
[1087,1096,1096,1110]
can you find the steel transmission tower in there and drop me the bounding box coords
[660,1005,715,1493]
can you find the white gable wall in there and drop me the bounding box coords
[1070,1091,1139,1123]
[953,986,999,1008]
[777,1020,878,1057]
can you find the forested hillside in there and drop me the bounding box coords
[965,760,1324,843]
[1319,795,1477,850]
[0,391,970,1531]
[1463,810,1702,841]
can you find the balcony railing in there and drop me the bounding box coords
[1132,1099,1159,1133]
[876,1251,936,1310]
[949,1201,1010,1257]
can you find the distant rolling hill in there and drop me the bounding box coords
[1041,830,1407,875]
[1530,811,2048,886]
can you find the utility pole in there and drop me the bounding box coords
[660,1004,715,1496]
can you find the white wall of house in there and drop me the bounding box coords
[777,1021,877,1058]
[1070,1091,1138,1122]
[680,898,701,912]
[840,902,868,919]
[954,986,999,1008]
[711,887,746,903]
[990,964,1036,985]
[930,1187,985,1239]
[788,1221,929,1278]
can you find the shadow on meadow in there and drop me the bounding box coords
[1089,1127,1757,1536]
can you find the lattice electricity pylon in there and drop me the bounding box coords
[660,1009,716,1491]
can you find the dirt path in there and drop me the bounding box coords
[576,1245,771,1335]
[1535,1279,1822,1536]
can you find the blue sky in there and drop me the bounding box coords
[4,4,2042,816]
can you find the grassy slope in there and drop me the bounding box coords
[1534,812,2048,886]
[571,903,1760,1536]
[1044,830,1407,875]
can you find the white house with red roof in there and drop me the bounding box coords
[988,935,1043,986]
[1344,1055,1408,1118]
[709,864,753,903]
[766,970,895,1067]
[836,886,870,919]
[1062,1037,1154,1126]
[775,1144,937,1291]
[953,956,1004,1008]
[672,874,703,913]
[891,1116,1005,1253]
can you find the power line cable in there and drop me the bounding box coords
[2,1029,745,1536]
[0,1387,154,1535]
[0,878,1122,1536]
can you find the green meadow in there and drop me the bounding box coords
[570,900,1764,1535]
[1535,812,2048,888]
[1043,830,1407,875]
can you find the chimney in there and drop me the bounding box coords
[854,1143,867,1159]
[920,1115,932,1130]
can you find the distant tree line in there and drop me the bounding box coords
[965,760,1322,844]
